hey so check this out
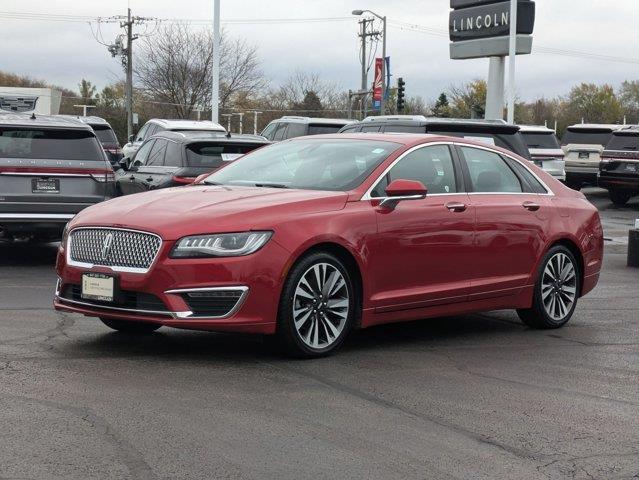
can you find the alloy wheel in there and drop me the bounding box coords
[541,252,577,321]
[292,262,349,349]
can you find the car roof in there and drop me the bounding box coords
[55,114,112,128]
[0,112,94,131]
[272,116,356,125]
[353,115,520,133]
[147,118,226,131]
[611,125,639,136]
[518,124,556,134]
[566,123,625,131]
[151,130,271,144]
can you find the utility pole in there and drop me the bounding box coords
[211,0,221,123]
[103,10,154,139]
[352,10,386,116]
[73,104,96,117]
[248,110,262,134]
[380,15,387,116]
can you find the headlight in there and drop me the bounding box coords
[170,231,273,258]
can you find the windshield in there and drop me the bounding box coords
[92,125,118,144]
[0,128,104,161]
[521,132,560,149]
[562,128,613,147]
[204,138,400,191]
[186,142,265,167]
[606,133,639,151]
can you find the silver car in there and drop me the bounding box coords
[519,125,565,181]
[0,113,115,241]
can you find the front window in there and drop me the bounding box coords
[204,138,401,191]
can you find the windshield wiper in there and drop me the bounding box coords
[203,180,222,185]
[254,182,289,189]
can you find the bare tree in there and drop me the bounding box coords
[134,24,265,118]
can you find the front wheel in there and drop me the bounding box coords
[517,246,580,329]
[100,318,161,334]
[276,252,356,358]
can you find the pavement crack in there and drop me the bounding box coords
[1,393,157,480]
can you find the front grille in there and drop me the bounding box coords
[180,289,245,317]
[60,284,168,312]
[69,228,161,271]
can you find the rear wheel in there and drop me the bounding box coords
[609,190,631,206]
[275,252,356,358]
[100,318,161,334]
[517,246,580,329]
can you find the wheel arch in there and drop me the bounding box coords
[546,237,585,297]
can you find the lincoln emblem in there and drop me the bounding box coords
[100,233,114,261]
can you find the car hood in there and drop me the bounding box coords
[70,185,349,240]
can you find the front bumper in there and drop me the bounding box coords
[54,238,291,334]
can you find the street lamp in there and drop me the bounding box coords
[352,9,387,115]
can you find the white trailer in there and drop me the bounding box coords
[0,87,62,115]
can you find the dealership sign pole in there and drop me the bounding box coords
[449,0,535,121]
[507,0,517,123]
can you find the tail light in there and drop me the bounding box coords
[172,175,196,185]
[91,171,116,182]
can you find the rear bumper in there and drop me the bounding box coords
[598,173,639,191]
[565,171,598,186]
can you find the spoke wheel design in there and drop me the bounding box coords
[292,262,349,350]
[541,252,577,321]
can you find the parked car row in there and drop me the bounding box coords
[562,123,638,204]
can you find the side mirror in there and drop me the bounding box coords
[128,134,135,143]
[380,179,427,209]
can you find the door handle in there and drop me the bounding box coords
[129,175,135,181]
[145,176,154,182]
[445,202,467,212]
[522,201,540,212]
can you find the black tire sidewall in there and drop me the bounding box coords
[533,246,580,327]
[277,252,356,358]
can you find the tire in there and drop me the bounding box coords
[517,245,581,329]
[275,251,357,358]
[100,318,161,334]
[609,190,631,206]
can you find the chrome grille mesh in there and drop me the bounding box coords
[69,228,161,270]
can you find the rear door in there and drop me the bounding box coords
[134,138,170,191]
[117,139,154,195]
[0,127,112,217]
[456,145,550,300]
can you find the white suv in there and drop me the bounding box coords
[518,125,565,181]
[562,124,623,190]
[122,119,226,160]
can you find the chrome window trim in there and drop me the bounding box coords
[361,141,555,201]
[165,286,249,320]
[66,226,163,274]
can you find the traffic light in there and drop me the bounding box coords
[397,77,406,112]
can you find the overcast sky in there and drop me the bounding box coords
[2,0,638,103]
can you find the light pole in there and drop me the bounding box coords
[352,9,386,115]
[211,0,221,123]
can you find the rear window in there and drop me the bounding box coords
[383,125,426,134]
[0,128,104,161]
[92,125,118,144]
[307,124,346,135]
[521,132,560,149]
[562,128,613,147]
[606,132,639,151]
[427,129,531,159]
[185,142,264,167]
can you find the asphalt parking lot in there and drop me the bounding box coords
[0,189,638,480]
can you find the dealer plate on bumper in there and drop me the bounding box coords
[81,273,115,302]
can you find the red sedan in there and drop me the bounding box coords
[54,134,604,357]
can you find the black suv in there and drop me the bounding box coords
[58,115,123,166]
[599,126,639,205]
[116,131,270,195]
[261,116,355,142]
[339,115,531,159]
[0,113,115,241]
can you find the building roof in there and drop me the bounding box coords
[0,112,94,130]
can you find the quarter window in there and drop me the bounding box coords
[460,146,522,193]
[132,140,154,166]
[371,145,458,197]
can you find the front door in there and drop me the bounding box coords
[367,144,475,311]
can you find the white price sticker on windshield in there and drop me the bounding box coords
[221,153,244,162]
